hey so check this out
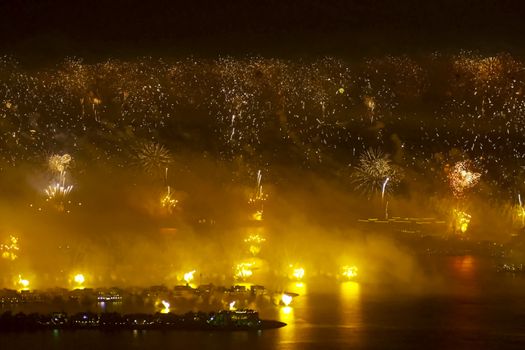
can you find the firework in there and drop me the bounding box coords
[252,210,263,221]
[183,270,196,284]
[0,235,19,260]
[17,275,30,291]
[160,186,178,212]
[381,177,390,200]
[46,154,74,205]
[289,265,305,281]
[234,262,254,280]
[48,154,72,174]
[244,234,266,244]
[453,209,471,233]
[248,170,268,204]
[45,182,73,200]
[448,160,481,197]
[135,142,172,174]
[160,300,170,314]
[352,148,403,196]
[244,234,266,256]
[517,193,525,227]
[341,265,358,279]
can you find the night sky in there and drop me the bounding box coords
[1,0,525,60]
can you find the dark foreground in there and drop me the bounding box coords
[0,310,286,332]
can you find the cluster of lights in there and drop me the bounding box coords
[244,234,266,256]
[448,160,481,198]
[1,235,19,260]
[160,186,178,212]
[341,265,358,279]
[453,209,472,234]
[289,265,305,281]
[235,262,254,280]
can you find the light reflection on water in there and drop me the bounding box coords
[339,281,361,324]
[4,257,525,350]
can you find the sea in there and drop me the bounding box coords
[2,256,525,349]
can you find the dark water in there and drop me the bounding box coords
[2,256,525,349]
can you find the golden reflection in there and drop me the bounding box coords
[281,306,293,315]
[340,281,361,302]
[453,255,475,275]
[277,305,295,346]
[279,305,294,326]
[340,281,362,328]
[338,281,363,347]
[290,281,306,296]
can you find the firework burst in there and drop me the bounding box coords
[45,154,74,207]
[448,160,481,197]
[160,185,178,213]
[135,142,172,174]
[48,154,72,174]
[1,235,19,260]
[352,148,403,196]
[45,181,73,200]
